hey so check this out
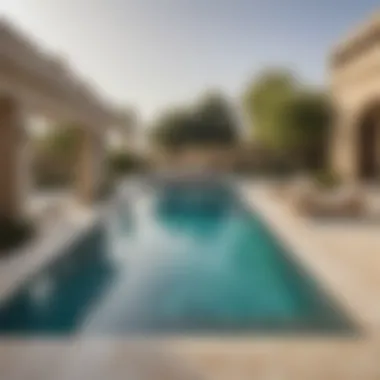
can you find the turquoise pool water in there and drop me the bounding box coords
[0,183,352,335]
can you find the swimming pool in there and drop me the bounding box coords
[0,182,352,335]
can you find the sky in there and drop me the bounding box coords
[1,0,380,121]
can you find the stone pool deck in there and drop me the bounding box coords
[1,182,380,379]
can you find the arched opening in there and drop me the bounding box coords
[357,103,380,181]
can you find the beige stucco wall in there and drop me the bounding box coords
[330,15,380,181]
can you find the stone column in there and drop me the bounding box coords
[0,95,25,220]
[76,127,106,205]
[331,109,359,184]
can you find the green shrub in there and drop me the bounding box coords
[34,173,72,190]
[313,170,341,189]
[107,151,146,177]
[0,218,35,253]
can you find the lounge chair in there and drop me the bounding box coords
[292,184,366,218]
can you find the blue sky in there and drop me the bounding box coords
[1,0,379,120]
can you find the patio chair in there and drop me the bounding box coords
[292,184,366,218]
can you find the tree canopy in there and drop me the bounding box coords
[280,90,331,169]
[242,69,331,170]
[37,124,81,159]
[32,124,82,188]
[243,69,298,148]
[151,109,195,150]
[281,91,330,148]
[151,93,239,150]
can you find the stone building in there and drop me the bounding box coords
[331,12,380,183]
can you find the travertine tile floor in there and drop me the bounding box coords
[1,182,380,379]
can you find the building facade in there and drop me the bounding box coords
[331,12,380,183]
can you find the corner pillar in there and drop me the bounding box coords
[76,127,106,205]
[331,108,359,184]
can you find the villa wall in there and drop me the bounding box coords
[330,13,380,182]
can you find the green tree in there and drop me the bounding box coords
[280,91,331,170]
[194,92,239,146]
[243,69,297,148]
[151,93,239,149]
[151,109,195,150]
[242,69,331,171]
[33,124,82,188]
[38,124,81,159]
